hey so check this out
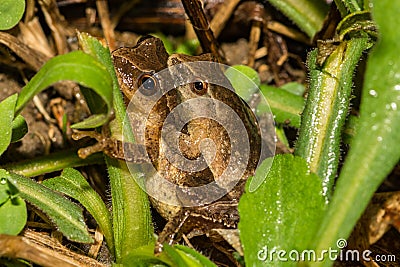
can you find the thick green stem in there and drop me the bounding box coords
[295,37,368,198]
[310,0,400,265]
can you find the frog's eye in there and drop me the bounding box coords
[190,78,208,95]
[138,73,158,96]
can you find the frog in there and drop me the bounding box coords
[73,36,263,253]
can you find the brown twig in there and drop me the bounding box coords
[38,0,72,54]
[0,32,48,71]
[209,0,241,38]
[96,0,116,51]
[181,0,225,63]
[247,20,262,68]
[0,233,96,267]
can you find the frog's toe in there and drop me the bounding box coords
[72,130,103,141]
[154,242,164,255]
[77,143,104,159]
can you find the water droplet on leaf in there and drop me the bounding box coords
[369,90,378,97]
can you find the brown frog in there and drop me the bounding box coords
[75,36,262,253]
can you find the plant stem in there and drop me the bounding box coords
[78,33,154,260]
[295,37,369,198]
[309,0,400,265]
[2,149,103,177]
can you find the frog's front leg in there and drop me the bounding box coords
[72,131,149,163]
[155,201,239,254]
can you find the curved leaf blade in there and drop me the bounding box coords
[6,170,93,243]
[11,115,28,142]
[15,51,113,129]
[42,168,114,253]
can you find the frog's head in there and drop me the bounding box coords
[112,36,168,102]
[165,53,235,118]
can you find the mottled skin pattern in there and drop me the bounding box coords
[88,36,262,252]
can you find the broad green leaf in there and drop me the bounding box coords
[42,168,114,254]
[0,169,27,235]
[238,155,326,266]
[15,51,113,129]
[310,1,400,266]
[225,65,260,102]
[0,0,25,30]
[6,170,93,243]
[0,195,27,235]
[0,94,17,156]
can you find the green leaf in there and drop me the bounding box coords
[6,170,93,243]
[119,242,217,266]
[0,196,27,235]
[267,0,328,38]
[15,51,113,129]
[0,94,17,156]
[3,149,103,178]
[163,244,216,267]
[11,115,28,142]
[0,0,25,30]
[163,244,188,267]
[238,155,326,266]
[225,65,260,102]
[78,32,154,261]
[258,84,305,128]
[0,169,27,235]
[310,1,400,266]
[281,82,305,96]
[0,179,8,205]
[334,0,362,15]
[42,168,114,254]
[174,245,217,267]
[175,39,200,55]
[121,244,171,266]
